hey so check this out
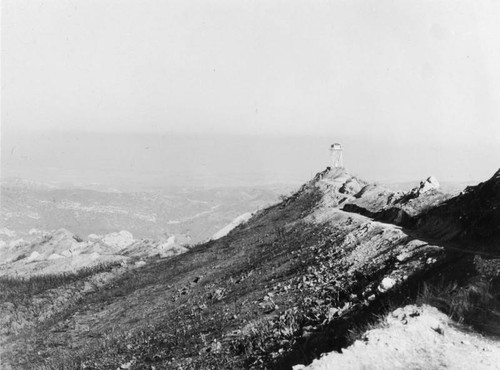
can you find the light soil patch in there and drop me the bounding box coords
[295,304,500,370]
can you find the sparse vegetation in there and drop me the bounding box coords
[417,275,500,336]
[345,312,389,344]
[474,255,500,277]
[0,262,120,306]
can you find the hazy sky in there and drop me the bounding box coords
[2,0,500,185]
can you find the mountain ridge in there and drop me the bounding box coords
[1,166,499,369]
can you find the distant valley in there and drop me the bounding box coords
[0,178,292,277]
[1,178,291,243]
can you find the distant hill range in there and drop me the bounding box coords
[0,179,290,242]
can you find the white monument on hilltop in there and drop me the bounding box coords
[329,143,343,168]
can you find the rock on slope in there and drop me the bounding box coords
[1,167,499,370]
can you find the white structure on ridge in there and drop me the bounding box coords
[329,143,344,168]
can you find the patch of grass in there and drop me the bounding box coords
[474,255,500,277]
[345,313,388,344]
[0,262,120,305]
[0,262,125,347]
[343,299,403,345]
[417,276,500,336]
[35,302,248,370]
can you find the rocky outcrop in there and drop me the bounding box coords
[410,176,440,197]
[333,173,453,228]
[0,228,190,277]
[339,178,362,195]
[101,231,135,251]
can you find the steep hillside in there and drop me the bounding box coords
[415,169,500,247]
[1,167,498,370]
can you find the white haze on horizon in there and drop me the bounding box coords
[2,0,500,190]
[1,131,497,192]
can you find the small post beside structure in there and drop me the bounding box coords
[329,143,344,168]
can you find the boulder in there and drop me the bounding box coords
[89,252,101,260]
[378,277,397,293]
[101,231,135,250]
[339,178,362,195]
[411,176,440,197]
[88,234,101,241]
[61,250,73,258]
[26,251,44,263]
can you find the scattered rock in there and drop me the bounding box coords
[396,252,412,262]
[377,277,396,293]
[88,234,101,241]
[391,308,406,320]
[120,361,133,369]
[209,288,226,301]
[211,339,222,353]
[25,251,43,263]
[89,252,101,260]
[61,250,74,258]
[102,231,135,250]
[134,260,146,267]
